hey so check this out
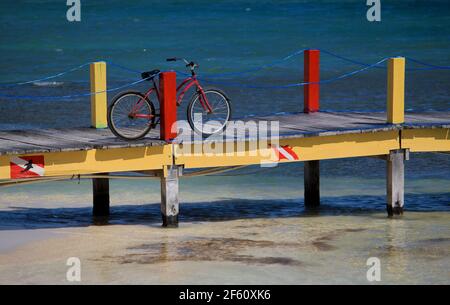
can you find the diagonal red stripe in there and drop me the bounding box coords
[281,145,299,160]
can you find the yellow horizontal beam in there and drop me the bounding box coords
[401,128,450,152]
[0,145,173,180]
[1,127,447,180]
[174,131,400,168]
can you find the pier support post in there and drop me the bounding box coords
[304,160,320,207]
[386,149,408,216]
[160,166,181,227]
[90,62,108,129]
[303,50,321,207]
[93,174,110,217]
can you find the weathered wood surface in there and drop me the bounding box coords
[160,165,180,227]
[386,149,406,216]
[0,128,163,155]
[176,111,450,143]
[0,111,448,155]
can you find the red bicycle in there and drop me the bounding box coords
[107,58,232,140]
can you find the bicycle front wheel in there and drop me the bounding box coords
[108,91,156,140]
[187,88,232,137]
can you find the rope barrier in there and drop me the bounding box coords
[319,49,450,71]
[0,60,144,89]
[106,61,143,74]
[0,62,93,88]
[0,72,162,100]
[189,48,309,78]
[0,49,449,99]
[193,58,389,89]
[405,57,450,70]
[0,58,388,98]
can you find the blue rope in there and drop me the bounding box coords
[319,49,381,68]
[0,62,93,88]
[320,49,450,71]
[322,109,450,114]
[1,49,448,88]
[0,48,449,99]
[405,57,450,70]
[0,57,387,98]
[186,49,450,79]
[0,73,160,100]
[106,61,143,74]
[193,48,308,78]
[0,60,144,90]
[194,58,389,89]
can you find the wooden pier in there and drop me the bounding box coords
[0,52,449,227]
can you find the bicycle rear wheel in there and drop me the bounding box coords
[108,91,156,140]
[187,88,232,137]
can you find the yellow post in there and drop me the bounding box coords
[90,62,107,128]
[387,57,405,124]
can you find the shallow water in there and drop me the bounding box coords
[0,212,448,284]
[0,158,449,284]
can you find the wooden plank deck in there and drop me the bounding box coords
[0,128,164,156]
[0,111,449,156]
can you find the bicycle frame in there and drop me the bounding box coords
[130,78,159,119]
[130,75,213,119]
[175,76,213,112]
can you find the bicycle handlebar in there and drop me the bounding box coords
[166,57,199,69]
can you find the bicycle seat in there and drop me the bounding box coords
[141,69,160,80]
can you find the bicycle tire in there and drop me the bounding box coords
[187,87,232,137]
[108,91,156,140]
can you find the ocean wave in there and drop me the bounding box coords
[32,81,64,87]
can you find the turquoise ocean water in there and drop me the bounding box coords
[0,0,449,227]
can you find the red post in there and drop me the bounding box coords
[159,72,177,141]
[304,50,320,113]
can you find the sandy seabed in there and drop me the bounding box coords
[0,212,449,284]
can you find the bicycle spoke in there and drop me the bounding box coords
[189,90,230,135]
[110,93,154,139]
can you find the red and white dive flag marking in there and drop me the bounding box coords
[10,155,45,179]
[270,145,299,161]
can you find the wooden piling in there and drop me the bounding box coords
[160,166,181,227]
[386,149,408,216]
[304,49,320,113]
[304,160,320,207]
[304,50,321,207]
[90,62,108,129]
[387,57,405,124]
[93,173,110,217]
[90,61,110,218]
[159,72,178,142]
